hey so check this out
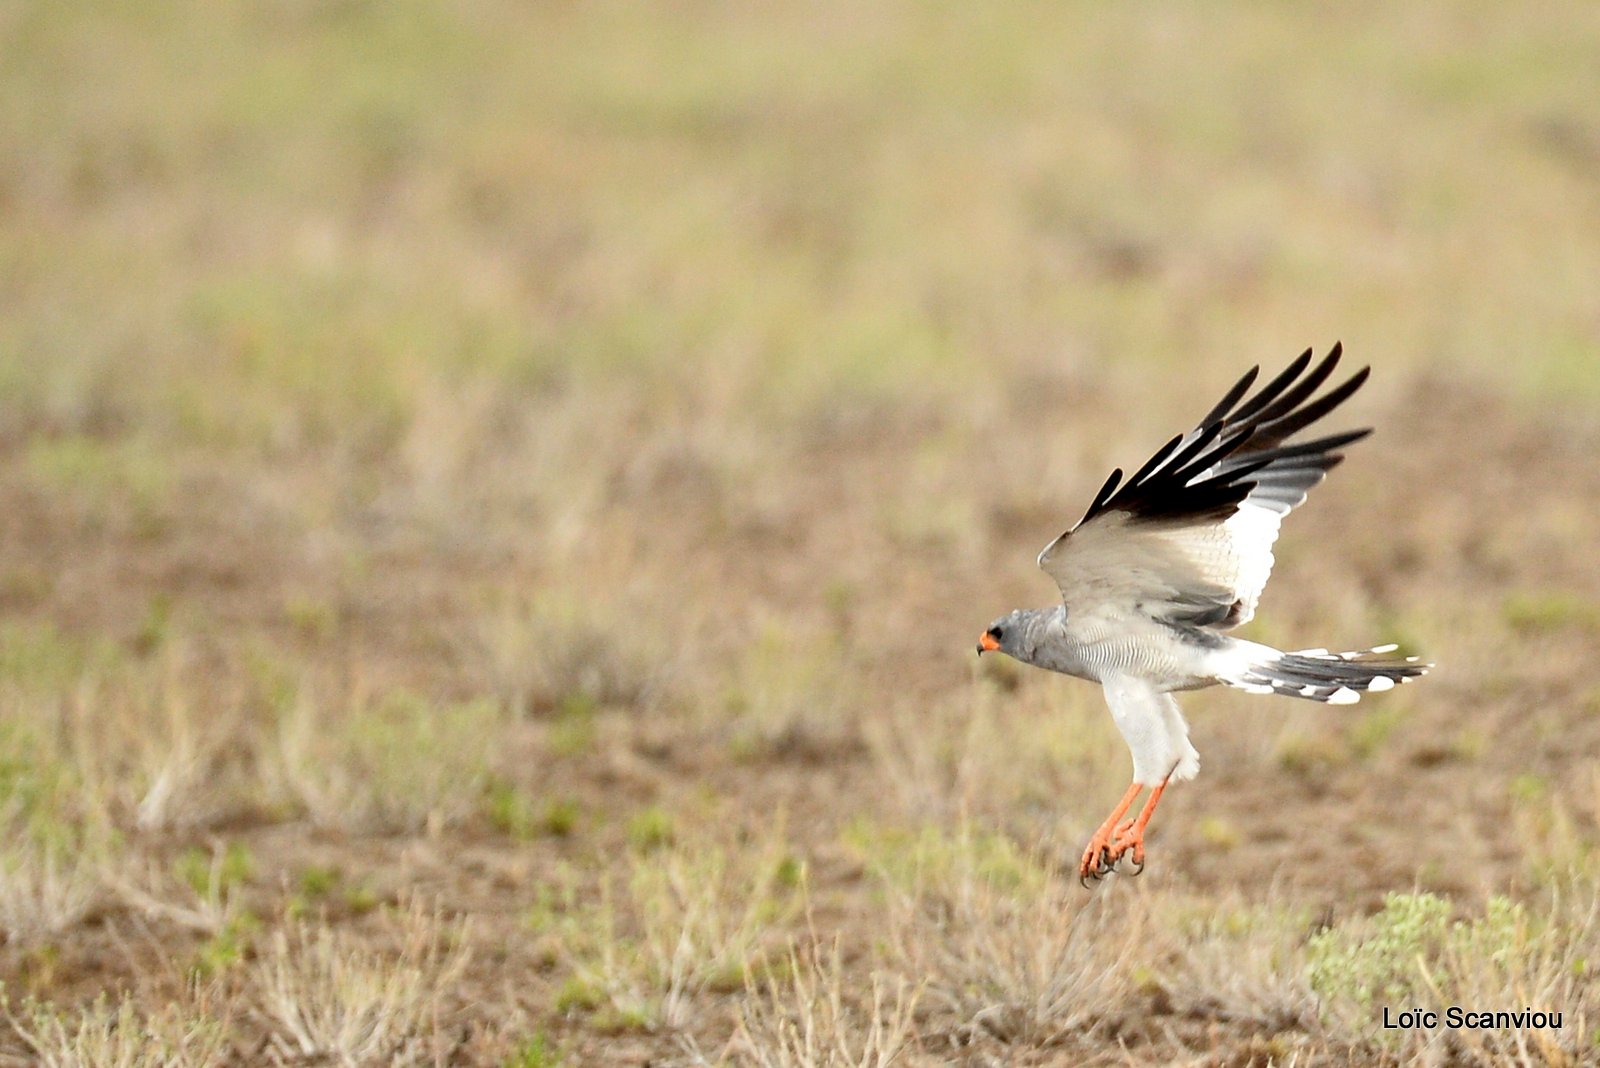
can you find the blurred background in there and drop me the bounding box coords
[3,3,1600,1065]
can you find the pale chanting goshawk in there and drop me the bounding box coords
[976,345,1428,883]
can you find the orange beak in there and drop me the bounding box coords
[977,631,1001,654]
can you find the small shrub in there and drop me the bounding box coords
[885,834,1140,1048]
[253,901,469,1066]
[5,992,229,1068]
[1305,889,1597,1062]
[0,835,105,949]
[1307,892,1455,1019]
[735,939,918,1068]
[278,689,505,833]
[470,597,671,718]
[558,837,805,1032]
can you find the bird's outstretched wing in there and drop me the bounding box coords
[1037,344,1369,629]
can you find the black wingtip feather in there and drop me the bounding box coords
[1076,467,1123,525]
[1077,345,1374,529]
[1198,365,1261,427]
[1256,366,1370,445]
[1256,427,1372,462]
[1249,348,1343,428]
[1160,421,1227,478]
[1229,347,1315,424]
[1123,433,1187,489]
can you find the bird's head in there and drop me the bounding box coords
[977,609,1031,658]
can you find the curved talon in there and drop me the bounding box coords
[1081,845,1118,886]
[1082,843,1134,883]
[1077,783,1144,885]
[1108,834,1146,873]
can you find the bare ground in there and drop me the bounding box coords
[3,362,1598,1065]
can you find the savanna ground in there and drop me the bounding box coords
[3,3,1600,1065]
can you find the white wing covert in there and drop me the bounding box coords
[1038,345,1370,630]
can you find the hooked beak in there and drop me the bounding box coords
[977,631,1001,655]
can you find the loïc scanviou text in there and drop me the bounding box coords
[1382,1007,1562,1030]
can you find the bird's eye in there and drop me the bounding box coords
[989,627,1004,641]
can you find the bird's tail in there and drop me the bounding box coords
[1221,643,1429,705]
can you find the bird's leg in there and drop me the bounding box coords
[1109,774,1171,872]
[1078,782,1143,883]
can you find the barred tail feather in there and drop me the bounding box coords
[1224,643,1430,705]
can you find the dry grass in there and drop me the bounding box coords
[556,835,806,1034]
[1159,898,1318,1035]
[886,839,1145,1050]
[109,842,252,939]
[4,1,1600,1064]
[469,593,677,720]
[252,901,470,1066]
[0,837,103,952]
[865,673,1127,839]
[274,687,504,834]
[6,991,230,1068]
[735,939,919,1068]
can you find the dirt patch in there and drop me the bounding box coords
[3,368,1597,1063]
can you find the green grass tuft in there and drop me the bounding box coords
[502,1034,565,1068]
[625,807,675,853]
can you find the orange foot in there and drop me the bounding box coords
[1108,820,1148,874]
[1077,822,1120,883]
[1077,783,1140,884]
[1077,776,1171,886]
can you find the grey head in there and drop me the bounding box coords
[976,607,1054,662]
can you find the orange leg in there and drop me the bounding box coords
[1078,782,1142,883]
[1109,775,1171,872]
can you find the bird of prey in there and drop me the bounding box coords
[976,345,1427,883]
